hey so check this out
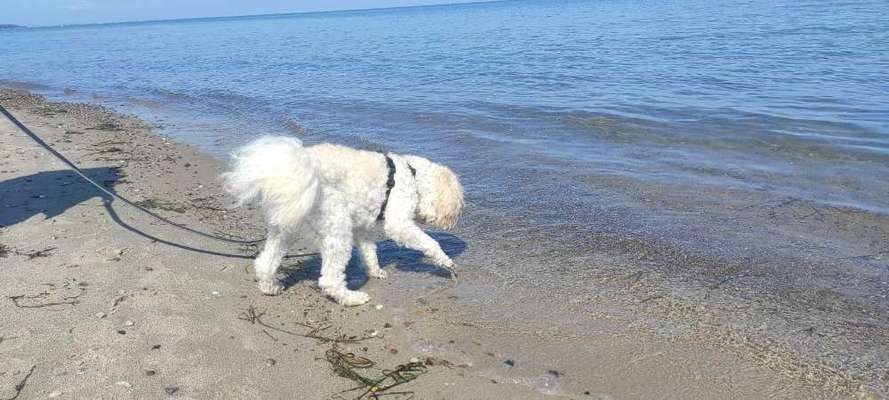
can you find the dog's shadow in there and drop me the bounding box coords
[0,168,467,291]
[280,232,467,290]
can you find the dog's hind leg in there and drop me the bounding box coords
[254,225,288,295]
[318,228,371,306]
[357,235,387,279]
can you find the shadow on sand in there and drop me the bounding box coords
[0,167,118,228]
[280,232,467,290]
[1,168,467,287]
[0,167,262,259]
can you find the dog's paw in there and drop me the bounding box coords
[368,269,388,279]
[436,258,456,270]
[336,290,371,306]
[421,256,454,268]
[438,260,458,280]
[258,280,284,296]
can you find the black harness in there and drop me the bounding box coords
[377,155,416,221]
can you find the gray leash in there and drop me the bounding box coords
[0,104,318,258]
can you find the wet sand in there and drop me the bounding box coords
[0,88,882,399]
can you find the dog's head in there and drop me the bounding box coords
[403,155,464,230]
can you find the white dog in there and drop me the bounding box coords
[222,136,464,306]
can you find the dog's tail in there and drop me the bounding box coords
[222,136,319,227]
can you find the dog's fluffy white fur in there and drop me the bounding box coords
[222,136,464,306]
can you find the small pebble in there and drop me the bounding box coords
[115,381,132,388]
[95,312,106,319]
[375,304,383,310]
[370,330,379,337]
[504,359,515,367]
[389,347,398,354]
[266,358,277,367]
[124,320,134,327]
[145,370,156,376]
[383,323,392,329]
[211,291,219,296]
[117,330,126,335]
[409,357,419,363]
[164,386,179,395]
[151,344,161,350]
[48,390,63,398]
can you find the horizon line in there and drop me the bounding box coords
[12,0,505,29]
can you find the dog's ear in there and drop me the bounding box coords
[404,155,464,230]
[429,163,464,230]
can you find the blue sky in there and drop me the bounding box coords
[1,0,485,26]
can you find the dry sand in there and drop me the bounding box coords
[0,89,879,399]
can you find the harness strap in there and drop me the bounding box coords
[377,155,416,221]
[377,156,397,221]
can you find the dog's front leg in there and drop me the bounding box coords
[254,226,289,295]
[385,222,455,270]
[357,237,387,279]
[318,231,371,306]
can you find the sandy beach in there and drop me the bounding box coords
[0,88,884,399]
[0,88,527,399]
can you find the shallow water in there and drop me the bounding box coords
[2,0,889,392]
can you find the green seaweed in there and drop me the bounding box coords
[32,105,67,116]
[15,247,56,260]
[238,305,375,344]
[324,347,428,400]
[133,199,187,213]
[87,121,124,131]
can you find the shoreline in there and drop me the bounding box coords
[0,88,883,398]
[0,88,527,399]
